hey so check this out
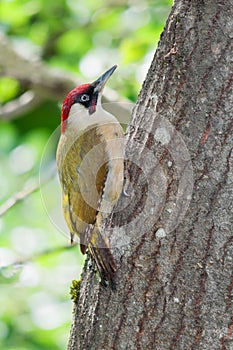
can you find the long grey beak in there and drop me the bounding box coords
[92,65,117,93]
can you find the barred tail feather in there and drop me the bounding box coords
[88,228,117,291]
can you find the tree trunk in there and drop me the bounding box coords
[68,0,233,349]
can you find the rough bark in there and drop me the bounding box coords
[68,0,233,349]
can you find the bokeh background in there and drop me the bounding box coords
[0,1,172,348]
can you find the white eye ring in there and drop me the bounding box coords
[80,94,90,102]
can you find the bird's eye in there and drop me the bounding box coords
[80,94,90,102]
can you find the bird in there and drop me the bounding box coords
[56,65,124,289]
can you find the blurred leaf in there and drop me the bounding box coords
[121,38,149,63]
[0,0,30,28]
[56,29,91,57]
[0,122,18,152]
[0,77,20,104]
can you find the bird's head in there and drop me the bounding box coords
[61,65,117,133]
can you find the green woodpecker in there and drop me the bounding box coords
[56,65,124,288]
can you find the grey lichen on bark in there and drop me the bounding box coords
[68,0,233,349]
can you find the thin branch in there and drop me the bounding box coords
[0,160,57,216]
[0,166,79,275]
[0,182,40,217]
[0,32,132,122]
[0,243,78,275]
[0,91,43,120]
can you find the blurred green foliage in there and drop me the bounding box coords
[0,0,172,349]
